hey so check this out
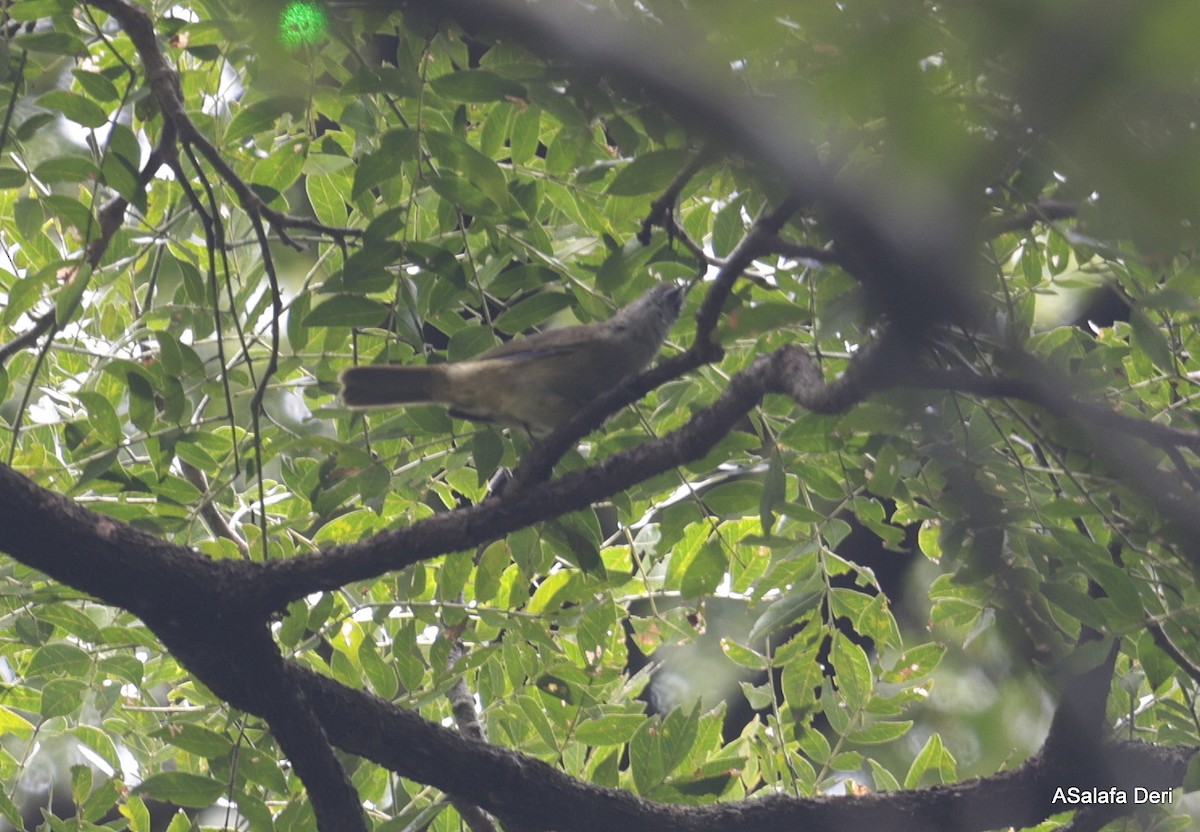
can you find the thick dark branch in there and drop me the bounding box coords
[221,634,367,832]
[290,659,1195,832]
[909,362,1200,454]
[4,328,1197,623]
[256,323,1200,605]
[0,471,361,828]
[0,458,1183,832]
[908,359,1200,567]
[0,333,883,618]
[0,463,226,616]
[252,338,883,608]
[0,347,1196,832]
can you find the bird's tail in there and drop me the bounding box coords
[339,365,449,408]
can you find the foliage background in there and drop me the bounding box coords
[0,0,1198,830]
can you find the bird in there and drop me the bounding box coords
[339,283,685,435]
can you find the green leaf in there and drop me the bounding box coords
[493,291,572,334]
[164,810,193,832]
[40,678,86,717]
[526,570,574,616]
[574,714,646,745]
[392,624,426,691]
[722,638,767,670]
[830,637,872,711]
[1129,307,1175,373]
[124,792,150,825]
[126,371,156,433]
[0,789,21,830]
[1184,753,1200,794]
[431,69,526,103]
[80,777,122,822]
[54,264,91,326]
[27,642,91,677]
[748,584,822,642]
[72,68,120,102]
[9,0,74,22]
[679,538,727,598]
[15,111,56,142]
[72,448,121,493]
[472,430,503,485]
[606,148,691,196]
[1019,240,1042,286]
[98,654,144,687]
[510,106,541,165]
[343,65,421,97]
[740,680,774,709]
[234,794,275,832]
[425,130,509,207]
[1082,560,1144,622]
[252,138,308,194]
[870,441,900,498]
[36,90,108,128]
[34,155,100,184]
[518,692,562,750]
[847,720,913,745]
[760,448,786,534]
[100,149,142,207]
[14,30,86,55]
[668,757,739,797]
[704,480,762,517]
[13,197,44,243]
[882,643,946,683]
[711,198,744,258]
[0,706,34,740]
[304,294,389,327]
[225,96,306,142]
[447,325,499,362]
[45,195,95,235]
[135,772,225,809]
[351,129,419,200]
[39,603,104,643]
[358,639,399,699]
[623,729,663,793]
[905,733,950,788]
[78,391,122,444]
[307,171,349,227]
[0,167,26,188]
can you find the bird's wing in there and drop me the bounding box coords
[473,324,596,362]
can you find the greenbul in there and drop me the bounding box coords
[339,284,684,435]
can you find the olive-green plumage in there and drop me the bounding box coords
[339,284,684,435]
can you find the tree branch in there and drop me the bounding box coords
[982,199,1078,236]
[289,657,1195,832]
[224,634,367,832]
[251,337,880,608]
[84,0,363,251]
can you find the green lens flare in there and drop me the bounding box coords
[279,1,328,49]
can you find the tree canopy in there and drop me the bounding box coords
[0,1,1199,830]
